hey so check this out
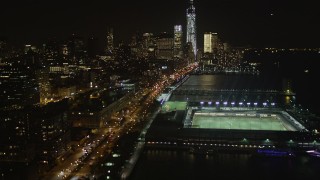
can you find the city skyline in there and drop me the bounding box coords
[1,1,320,180]
[1,0,319,48]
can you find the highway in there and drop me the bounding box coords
[41,63,198,180]
[120,108,161,180]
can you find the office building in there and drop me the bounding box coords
[174,25,183,58]
[186,0,197,58]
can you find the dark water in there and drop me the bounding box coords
[171,74,285,105]
[130,150,320,180]
[177,74,281,90]
[175,74,320,115]
[129,74,320,180]
[131,150,320,180]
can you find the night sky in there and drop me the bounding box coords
[1,0,319,48]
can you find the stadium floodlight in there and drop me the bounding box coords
[223,102,228,105]
[216,102,220,105]
[254,102,258,106]
[263,102,267,106]
[208,101,212,105]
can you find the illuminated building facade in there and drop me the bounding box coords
[204,32,218,54]
[204,33,213,53]
[174,25,183,58]
[186,0,197,58]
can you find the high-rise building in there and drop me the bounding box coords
[88,37,100,58]
[0,108,35,164]
[0,64,40,109]
[212,33,219,50]
[184,42,195,63]
[204,33,213,53]
[36,68,51,105]
[68,34,86,65]
[142,33,153,49]
[155,32,174,60]
[0,38,8,62]
[0,99,71,177]
[34,99,71,172]
[186,0,197,58]
[204,32,218,54]
[174,25,183,58]
[0,39,7,51]
[106,27,114,55]
[60,44,69,56]
[223,42,230,51]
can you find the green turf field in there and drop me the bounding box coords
[162,101,187,112]
[192,113,289,131]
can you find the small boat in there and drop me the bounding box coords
[306,149,320,157]
[256,149,295,157]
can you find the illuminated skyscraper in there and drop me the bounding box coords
[204,32,218,53]
[174,25,183,58]
[204,33,213,53]
[186,0,197,58]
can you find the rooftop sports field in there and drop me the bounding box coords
[161,101,187,112]
[191,112,298,131]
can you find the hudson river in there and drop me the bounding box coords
[130,74,320,180]
[130,150,320,180]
